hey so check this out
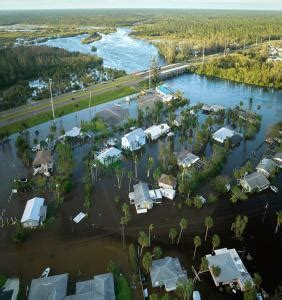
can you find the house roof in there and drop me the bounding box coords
[156,85,174,96]
[206,248,253,287]
[243,172,270,189]
[144,124,170,137]
[65,127,81,138]
[273,152,282,161]
[177,151,199,166]
[28,273,68,300]
[97,147,121,162]
[65,273,115,300]
[256,158,277,174]
[212,127,235,142]
[123,128,145,143]
[150,257,188,291]
[158,174,177,187]
[33,150,52,165]
[132,182,153,205]
[21,197,45,223]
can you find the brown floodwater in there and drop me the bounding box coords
[0,74,282,299]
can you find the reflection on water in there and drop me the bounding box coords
[39,28,164,73]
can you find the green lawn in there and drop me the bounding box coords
[0,86,136,135]
[0,274,7,288]
[231,185,248,201]
[116,274,132,300]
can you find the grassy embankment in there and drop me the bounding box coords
[0,86,137,135]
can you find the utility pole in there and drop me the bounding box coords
[49,78,55,123]
[202,46,205,65]
[89,91,92,119]
[262,202,269,223]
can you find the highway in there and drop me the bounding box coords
[0,62,192,129]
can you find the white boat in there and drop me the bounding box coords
[115,104,121,107]
[41,267,51,278]
[270,186,278,193]
[167,132,174,137]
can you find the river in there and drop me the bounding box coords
[0,31,282,299]
[40,27,165,73]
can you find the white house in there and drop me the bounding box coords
[129,182,162,214]
[144,124,170,140]
[156,85,175,102]
[206,248,254,292]
[96,147,122,165]
[21,197,47,228]
[256,158,277,178]
[121,128,146,151]
[212,127,243,146]
[273,152,282,168]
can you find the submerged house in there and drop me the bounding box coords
[202,104,225,114]
[121,128,146,151]
[158,174,177,200]
[177,151,202,169]
[144,124,170,140]
[212,127,242,146]
[240,172,270,193]
[129,182,162,214]
[256,158,277,178]
[206,248,254,292]
[150,257,188,292]
[21,197,47,228]
[273,152,282,168]
[28,273,68,300]
[96,147,122,165]
[32,150,53,176]
[65,273,115,300]
[173,115,183,127]
[156,85,175,102]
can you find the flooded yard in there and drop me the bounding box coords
[0,74,282,299]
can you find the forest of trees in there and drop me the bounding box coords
[133,10,282,62]
[0,46,110,110]
[196,48,282,88]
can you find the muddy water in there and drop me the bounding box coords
[0,74,282,299]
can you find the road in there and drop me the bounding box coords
[0,63,191,129]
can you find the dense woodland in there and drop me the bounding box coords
[0,46,106,110]
[133,11,282,62]
[196,48,282,88]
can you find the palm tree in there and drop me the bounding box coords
[138,231,149,257]
[120,203,131,249]
[147,156,154,178]
[115,167,123,189]
[177,218,187,245]
[133,154,138,178]
[212,234,220,252]
[128,170,133,192]
[275,211,282,234]
[153,246,162,259]
[176,279,194,300]
[231,215,248,240]
[169,227,178,244]
[204,216,214,241]
[142,252,152,273]
[193,236,201,260]
[148,224,154,247]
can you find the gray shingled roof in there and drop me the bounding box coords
[243,172,270,189]
[28,274,68,300]
[33,150,52,166]
[133,182,153,206]
[65,273,115,300]
[123,128,145,143]
[256,158,277,174]
[150,257,188,291]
